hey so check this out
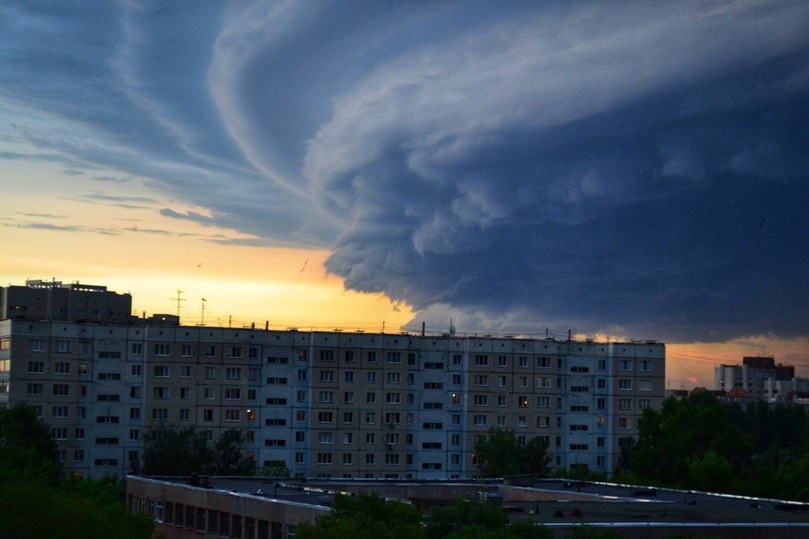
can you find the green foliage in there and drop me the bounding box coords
[0,403,61,484]
[628,393,809,500]
[0,478,154,539]
[144,425,255,475]
[212,428,256,475]
[474,428,552,478]
[424,497,551,539]
[295,492,425,539]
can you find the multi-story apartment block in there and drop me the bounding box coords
[1,279,135,324]
[0,317,665,480]
[714,356,809,403]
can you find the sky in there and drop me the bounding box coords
[1,1,808,388]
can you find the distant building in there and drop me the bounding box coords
[0,279,135,324]
[714,356,809,403]
[0,281,666,480]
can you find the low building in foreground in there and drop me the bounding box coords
[127,475,809,539]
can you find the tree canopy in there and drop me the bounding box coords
[624,392,809,500]
[0,403,61,483]
[143,425,254,476]
[474,428,552,478]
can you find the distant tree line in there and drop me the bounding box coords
[621,391,809,500]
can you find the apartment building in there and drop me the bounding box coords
[0,318,665,480]
[715,356,809,403]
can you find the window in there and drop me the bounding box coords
[596,416,606,427]
[267,377,288,384]
[55,340,71,353]
[227,346,242,358]
[318,412,334,423]
[320,370,335,382]
[318,432,334,444]
[366,392,376,404]
[297,369,307,381]
[344,391,354,404]
[153,365,169,377]
[365,453,375,465]
[154,344,170,356]
[367,351,377,363]
[386,352,401,364]
[152,409,168,421]
[319,391,334,403]
[570,444,589,451]
[319,350,335,362]
[131,343,143,355]
[181,345,193,357]
[29,339,46,352]
[619,417,632,429]
[570,405,589,412]
[343,412,354,424]
[180,366,191,378]
[597,397,607,410]
[52,384,69,396]
[52,406,69,419]
[618,379,632,390]
[179,409,190,421]
[619,360,633,371]
[571,366,590,373]
[317,453,333,465]
[638,380,652,391]
[384,454,400,465]
[474,355,489,366]
[27,383,44,395]
[498,376,507,387]
[638,398,652,409]
[498,356,508,367]
[296,390,307,402]
[28,361,45,373]
[225,388,241,400]
[226,367,242,380]
[385,392,401,404]
[473,394,488,406]
[366,371,377,383]
[365,412,376,425]
[153,387,169,400]
[570,386,589,393]
[384,433,400,446]
[51,428,68,440]
[639,360,653,372]
[518,396,528,408]
[537,377,551,388]
[204,388,215,400]
[537,416,550,428]
[386,372,401,384]
[473,414,487,426]
[570,424,589,431]
[344,371,354,382]
[536,357,550,368]
[74,450,85,462]
[205,366,216,379]
[131,364,142,376]
[619,398,632,410]
[384,412,400,425]
[204,345,216,357]
[537,396,551,408]
[473,375,488,386]
[52,362,70,375]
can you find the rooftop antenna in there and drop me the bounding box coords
[201,298,207,326]
[170,289,186,319]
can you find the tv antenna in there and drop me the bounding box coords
[170,289,186,319]
[201,298,207,326]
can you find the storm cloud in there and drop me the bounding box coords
[2,1,807,342]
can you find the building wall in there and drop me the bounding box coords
[0,319,665,479]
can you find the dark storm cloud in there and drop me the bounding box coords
[2,1,808,342]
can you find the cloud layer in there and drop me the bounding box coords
[2,1,808,342]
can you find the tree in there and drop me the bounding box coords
[474,428,552,478]
[0,403,60,483]
[295,492,426,539]
[212,429,255,475]
[143,425,212,475]
[424,497,551,539]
